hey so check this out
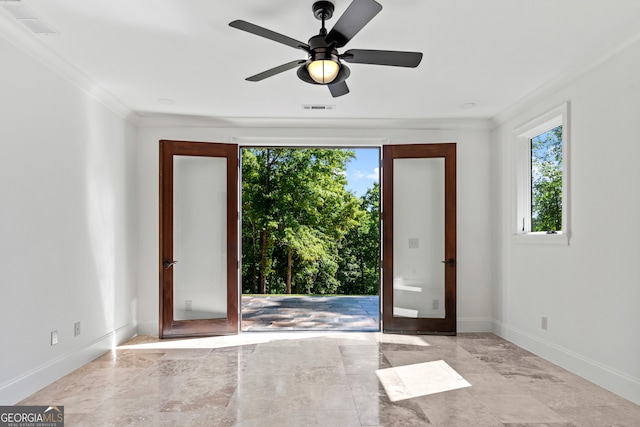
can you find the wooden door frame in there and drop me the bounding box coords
[382,143,457,334]
[159,140,239,338]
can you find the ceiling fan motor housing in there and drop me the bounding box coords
[309,34,338,63]
[298,34,350,85]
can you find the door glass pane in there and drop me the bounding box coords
[392,158,445,319]
[173,155,227,320]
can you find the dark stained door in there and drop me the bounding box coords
[382,143,457,334]
[159,140,238,338]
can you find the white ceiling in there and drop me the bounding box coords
[3,0,640,121]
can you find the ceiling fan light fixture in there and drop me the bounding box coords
[307,59,339,84]
[230,0,422,97]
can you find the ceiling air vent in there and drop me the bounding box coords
[0,0,57,35]
[302,105,336,111]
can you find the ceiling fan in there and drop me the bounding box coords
[229,0,423,97]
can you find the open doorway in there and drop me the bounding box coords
[240,147,381,331]
[159,140,456,338]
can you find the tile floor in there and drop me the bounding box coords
[18,332,640,426]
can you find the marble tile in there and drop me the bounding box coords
[113,374,190,400]
[75,411,219,427]
[295,409,361,427]
[294,365,349,385]
[167,375,236,410]
[347,372,388,398]
[93,350,165,368]
[554,404,640,427]
[94,397,168,415]
[294,383,357,410]
[376,360,471,401]
[197,355,247,375]
[242,354,300,375]
[477,393,567,424]
[148,359,202,376]
[353,394,433,426]
[463,371,523,396]
[15,332,640,426]
[233,374,301,401]
[295,347,344,368]
[343,354,391,375]
[340,344,392,375]
[340,344,386,357]
[219,405,295,427]
[376,333,433,346]
[443,351,500,376]
[160,389,234,413]
[417,388,504,427]
[159,348,213,359]
[20,388,106,415]
[502,424,576,427]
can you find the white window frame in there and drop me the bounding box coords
[513,102,570,245]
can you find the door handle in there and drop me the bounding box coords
[163,259,178,269]
[441,258,455,268]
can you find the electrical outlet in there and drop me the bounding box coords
[74,322,81,337]
[541,316,548,330]
[185,300,193,311]
[51,330,58,346]
[432,299,440,310]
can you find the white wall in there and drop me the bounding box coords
[0,35,138,404]
[491,37,640,404]
[136,124,494,335]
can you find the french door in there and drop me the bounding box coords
[158,141,455,337]
[382,144,457,334]
[159,140,238,338]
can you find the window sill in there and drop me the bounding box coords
[512,232,570,246]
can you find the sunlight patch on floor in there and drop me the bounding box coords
[376,360,471,402]
[375,334,431,347]
[117,331,378,350]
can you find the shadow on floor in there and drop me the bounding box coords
[241,295,380,332]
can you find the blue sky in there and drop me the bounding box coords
[343,148,380,197]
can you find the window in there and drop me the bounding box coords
[514,103,570,244]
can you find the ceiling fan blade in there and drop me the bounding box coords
[328,80,350,97]
[341,49,423,67]
[229,20,310,51]
[326,0,382,48]
[246,60,307,82]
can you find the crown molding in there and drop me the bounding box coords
[136,113,492,131]
[490,28,640,129]
[0,11,139,123]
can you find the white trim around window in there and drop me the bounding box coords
[513,102,570,245]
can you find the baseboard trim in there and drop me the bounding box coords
[0,323,137,405]
[136,321,158,337]
[457,317,493,333]
[492,320,640,405]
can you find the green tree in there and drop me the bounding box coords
[241,148,364,295]
[531,126,562,232]
[241,148,281,294]
[337,182,380,295]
